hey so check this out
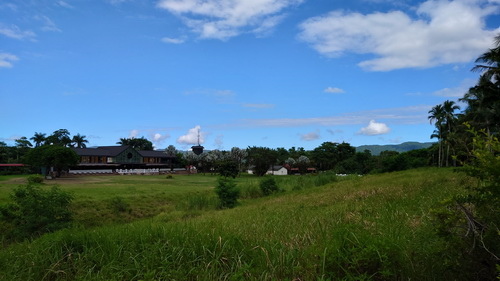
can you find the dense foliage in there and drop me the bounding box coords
[214,177,239,209]
[0,184,73,240]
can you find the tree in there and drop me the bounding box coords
[46,129,72,147]
[165,145,179,171]
[30,132,46,147]
[217,160,239,179]
[229,147,247,176]
[71,133,89,148]
[442,100,460,167]
[24,145,79,176]
[246,146,278,176]
[14,137,32,162]
[310,142,355,171]
[428,104,445,167]
[472,34,500,82]
[116,137,154,150]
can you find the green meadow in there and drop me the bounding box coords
[0,168,473,280]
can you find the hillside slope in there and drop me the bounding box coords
[0,168,472,280]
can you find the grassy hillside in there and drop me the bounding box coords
[0,169,473,280]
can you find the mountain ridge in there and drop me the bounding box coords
[356,141,435,155]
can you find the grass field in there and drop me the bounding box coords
[0,168,475,280]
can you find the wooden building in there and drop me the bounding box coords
[72,146,174,170]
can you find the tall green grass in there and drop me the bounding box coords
[0,168,471,280]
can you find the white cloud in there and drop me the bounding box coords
[432,78,476,97]
[300,131,320,141]
[151,133,170,146]
[177,125,205,145]
[0,53,19,68]
[57,1,74,9]
[358,120,391,135]
[157,0,303,40]
[242,105,430,127]
[161,37,185,44]
[128,129,140,138]
[298,0,500,71]
[35,15,62,32]
[324,87,345,94]
[0,24,36,40]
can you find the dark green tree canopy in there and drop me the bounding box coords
[310,142,355,171]
[117,137,154,151]
[246,146,278,176]
[24,145,79,174]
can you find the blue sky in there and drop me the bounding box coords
[1,0,500,151]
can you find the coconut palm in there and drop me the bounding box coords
[441,100,460,166]
[472,34,500,82]
[71,134,89,148]
[460,75,498,135]
[30,132,46,147]
[428,104,445,167]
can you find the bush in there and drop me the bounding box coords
[215,177,239,209]
[259,177,281,196]
[27,174,44,184]
[0,184,73,240]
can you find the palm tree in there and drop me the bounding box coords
[71,134,89,148]
[460,75,498,135]
[472,34,500,83]
[441,100,460,166]
[428,104,445,167]
[30,132,46,147]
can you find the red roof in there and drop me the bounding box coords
[0,164,25,167]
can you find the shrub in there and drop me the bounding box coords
[217,160,239,178]
[214,177,239,209]
[0,184,73,240]
[259,177,281,196]
[27,174,44,184]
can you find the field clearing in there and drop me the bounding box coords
[0,168,478,280]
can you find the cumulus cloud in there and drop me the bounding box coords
[0,53,19,68]
[324,87,345,94]
[157,0,303,40]
[151,133,170,146]
[0,24,36,40]
[358,120,391,135]
[300,131,320,141]
[177,125,205,145]
[298,0,500,71]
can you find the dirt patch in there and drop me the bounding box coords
[1,177,27,185]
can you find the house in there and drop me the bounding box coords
[71,146,174,172]
[247,165,288,176]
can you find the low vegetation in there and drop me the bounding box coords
[0,168,492,280]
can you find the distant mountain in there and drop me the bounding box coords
[356,142,435,155]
